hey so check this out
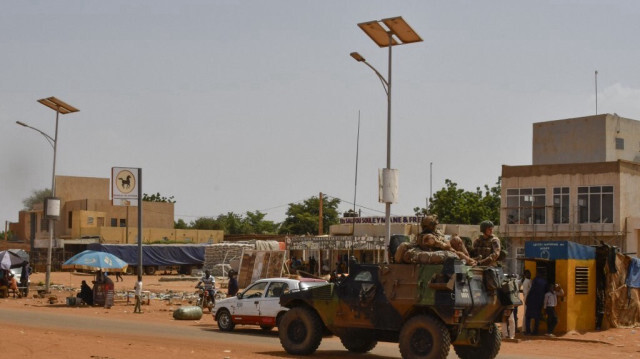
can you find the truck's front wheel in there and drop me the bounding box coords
[398,315,450,359]
[278,307,323,355]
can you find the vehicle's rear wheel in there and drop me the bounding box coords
[339,329,378,353]
[145,266,156,275]
[453,324,501,359]
[260,324,274,331]
[278,307,323,355]
[125,266,134,275]
[398,315,450,359]
[217,309,235,332]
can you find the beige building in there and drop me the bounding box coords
[14,175,222,247]
[500,114,640,273]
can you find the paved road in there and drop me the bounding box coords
[0,307,541,359]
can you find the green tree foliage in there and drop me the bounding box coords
[174,219,188,229]
[190,217,221,230]
[414,178,501,225]
[186,211,278,234]
[22,188,51,210]
[142,192,176,203]
[279,196,341,235]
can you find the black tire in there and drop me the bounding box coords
[339,329,378,353]
[454,324,501,359]
[125,266,134,275]
[260,324,274,331]
[217,309,235,332]
[278,307,323,355]
[398,315,450,359]
[145,266,156,275]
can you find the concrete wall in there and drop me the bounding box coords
[533,114,640,165]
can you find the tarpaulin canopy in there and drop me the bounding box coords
[0,250,29,270]
[86,243,206,266]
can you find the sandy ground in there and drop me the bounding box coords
[1,271,639,359]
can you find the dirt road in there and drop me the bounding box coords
[0,271,638,359]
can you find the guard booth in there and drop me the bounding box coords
[524,241,596,333]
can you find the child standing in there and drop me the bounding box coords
[543,283,564,336]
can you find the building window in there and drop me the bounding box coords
[506,188,546,224]
[578,186,613,223]
[575,267,589,294]
[615,137,624,150]
[120,219,126,227]
[553,187,570,224]
[97,217,104,227]
[111,218,117,227]
[68,211,73,229]
[87,217,94,225]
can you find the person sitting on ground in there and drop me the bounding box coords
[77,280,94,305]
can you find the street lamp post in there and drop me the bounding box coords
[351,17,422,261]
[17,97,79,292]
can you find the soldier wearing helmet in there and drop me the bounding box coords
[418,215,476,265]
[473,220,501,266]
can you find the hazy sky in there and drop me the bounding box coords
[2,1,640,226]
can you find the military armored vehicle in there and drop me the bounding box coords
[278,259,521,359]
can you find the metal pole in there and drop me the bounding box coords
[45,110,60,292]
[384,31,393,262]
[595,70,598,115]
[137,168,143,282]
[354,111,360,213]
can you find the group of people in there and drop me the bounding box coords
[522,270,565,337]
[396,215,502,266]
[0,264,30,298]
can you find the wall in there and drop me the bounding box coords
[533,115,607,165]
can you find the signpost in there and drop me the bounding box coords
[112,167,143,282]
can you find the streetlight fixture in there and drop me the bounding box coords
[17,96,79,292]
[352,16,422,261]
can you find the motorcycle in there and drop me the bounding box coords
[195,285,222,312]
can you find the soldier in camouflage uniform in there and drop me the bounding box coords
[417,215,477,265]
[473,220,501,266]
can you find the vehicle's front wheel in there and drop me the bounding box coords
[340,329,378,353]
[453,324,501,359]
[217,309,235,332]
[278,307,323,355]
[398,315,450,359]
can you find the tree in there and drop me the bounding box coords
[279,195,341,235]
[190,217,221,230]
[174,219,188,229]
[244,211,279,234]
[414,178,501,225]
[142,192,176,203]
[22,188,51,210]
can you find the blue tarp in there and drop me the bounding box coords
[524,241,595,261]
[86,243,207,266]
[627,257,640,289]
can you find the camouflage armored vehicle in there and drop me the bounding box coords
[278,259,521,359]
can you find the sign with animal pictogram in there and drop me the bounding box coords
[112,167,140,206]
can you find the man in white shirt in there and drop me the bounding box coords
[543,283,565,336]
[133,280,143,313]
[196,270,216,300]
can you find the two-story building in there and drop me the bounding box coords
[500,114,640,273]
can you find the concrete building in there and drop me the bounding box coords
[11,175,222,270]
[500,114,640,274]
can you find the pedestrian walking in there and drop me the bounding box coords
[525,271,547,335]
[133,279,143,313]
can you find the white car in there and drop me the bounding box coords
[213,277,327,331]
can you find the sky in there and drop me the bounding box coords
[2,1,640,226]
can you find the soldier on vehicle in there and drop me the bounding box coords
[418,215,477,265]
[473,220,501,266]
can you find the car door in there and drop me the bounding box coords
[258,281,290,326]
[233,281,268,324]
